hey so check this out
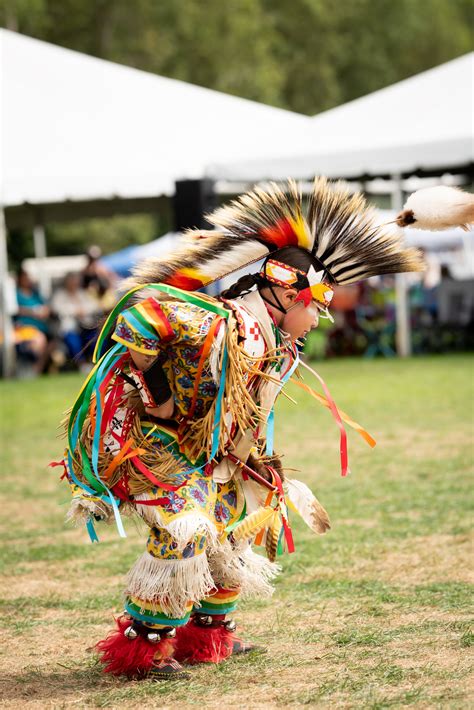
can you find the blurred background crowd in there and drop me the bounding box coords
[9,247,118,375]
[1,0,473,377]
[8,239,473,377]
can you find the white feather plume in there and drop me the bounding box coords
[397,186,474,231]
[285,478,330,535]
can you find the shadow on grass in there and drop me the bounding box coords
[0,664,105,703]
[0,662,192,704]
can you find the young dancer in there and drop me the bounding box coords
[61,178,423,678]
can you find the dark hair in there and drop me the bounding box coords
[220,246,315,299]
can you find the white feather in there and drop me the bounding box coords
[197,240,268,281]
[402,186,474,231]
[285,478,330,535]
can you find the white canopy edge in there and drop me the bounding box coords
[1,30,314,208]
[210,53,474,182]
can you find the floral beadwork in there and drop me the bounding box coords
[147,526,207,560]
[114,321,160,353]
[145,471,242,533]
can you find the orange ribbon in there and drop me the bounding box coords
[187,316,223,419]
[102,439,147,481]
[290,377,376,448]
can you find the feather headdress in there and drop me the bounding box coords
[127,177,424,296]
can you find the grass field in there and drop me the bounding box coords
[0,354,472,709]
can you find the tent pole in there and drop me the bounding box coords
[0,206,16,377]
[33,222,51,299]
[392,174,411,357]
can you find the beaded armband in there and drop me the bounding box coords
[129,359,172,408]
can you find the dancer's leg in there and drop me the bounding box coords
[96,525,213,679]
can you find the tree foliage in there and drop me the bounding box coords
[1,0,471,115]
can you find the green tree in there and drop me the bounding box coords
[1,0,470,112]
[263,0,472,114]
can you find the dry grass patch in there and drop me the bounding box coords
[347,533,474,584]
[1,357,472,708]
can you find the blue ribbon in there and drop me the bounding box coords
[66,450,126,542]
[68,342,128,541]
[266,409,275,457]
[210,344,228,461]
[86,517,99,543]
[266,351,300,456]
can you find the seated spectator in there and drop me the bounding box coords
[14,268,51,374]
[51,272,101,369]
[81,245,117,312]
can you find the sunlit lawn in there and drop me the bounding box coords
[0,354,472,708]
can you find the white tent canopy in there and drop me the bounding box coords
[212,53,474,181]
[1,29,314,208]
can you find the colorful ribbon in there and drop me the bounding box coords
[298,359,350,477]
[67,343,129,540]
[266,349,300,457]
[290,376,376,448]
[65,284,233,541]
[93,283,230,363]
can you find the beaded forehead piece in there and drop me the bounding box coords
[126,177,424,296]
[261,258,334,309]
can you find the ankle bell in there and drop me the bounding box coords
[194,614,214,627]
[124,622,177,642]
[193,614,237,631]
[124,625,138,639]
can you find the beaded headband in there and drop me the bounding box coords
[261,258,334,309]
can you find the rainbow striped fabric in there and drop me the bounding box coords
[196,587,240,616]
[124,587,241,628]
[112,297,175,354]
[126,595,193,628]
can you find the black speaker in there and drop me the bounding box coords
[173,179,216,232]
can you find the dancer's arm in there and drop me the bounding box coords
[129,350,175,419]
[111,295,176,418]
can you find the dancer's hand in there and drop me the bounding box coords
[246,452,285,483]
[145,395,175,419]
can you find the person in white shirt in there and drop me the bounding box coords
[51,272,100,366]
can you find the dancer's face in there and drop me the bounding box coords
[282,296,320,342]
[262,286,320,341]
